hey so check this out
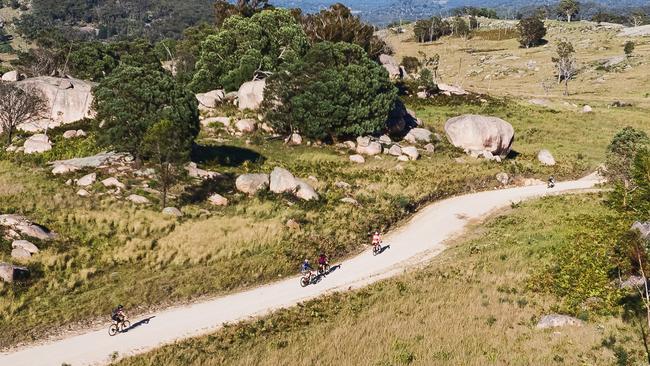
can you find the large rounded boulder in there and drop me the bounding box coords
[444,114,515,158]
[237,79,266,111]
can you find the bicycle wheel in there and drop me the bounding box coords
[108,323,119,336]
[120,320,131,332]
[300,276,309,287]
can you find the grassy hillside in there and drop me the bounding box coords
[381,19,650,107]
[115,193,643,366]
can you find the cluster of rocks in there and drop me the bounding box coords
[235,167,318,201]
[0,214,56,277]
[50,152,131,175]
[343,133,428,164]
[62,129,87,139]
[195,79,266,113]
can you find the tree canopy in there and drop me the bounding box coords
[191,9,309,92]
[299,3,388,59]
[262,41,397,140]
[93,65,199,160]
[517,17,547,48]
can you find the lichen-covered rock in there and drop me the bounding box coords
[127,194,150,204]
[536,314,583,329]
[402,146,419,160]
[162,207,183,217]
[349,155,365,164]
[23,134,52,154]
[538,149,556,166]
[208,193,229,206]
[76,173,97,187]
[295,179,319,201]
[12,240,39,254]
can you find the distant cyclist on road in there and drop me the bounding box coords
[111,305,126,324]
[300,259,313,274]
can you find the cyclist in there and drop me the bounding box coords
[548,175,556,188]
[318,253,329,273]
[300,259,313,275]
[372,231,382,250]
[111,305,126,324]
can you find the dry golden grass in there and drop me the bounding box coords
[382,19,650,107]
[118,194,640,366]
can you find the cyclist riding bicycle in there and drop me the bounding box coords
[300,259,313,274]
[318,253,329,272]
[111,305,126,324]
[372,231,382,247]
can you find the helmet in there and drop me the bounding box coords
[374,231,379,235]
[304,259,309,263]
[117,304,123,309]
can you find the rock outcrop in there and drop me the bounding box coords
[23,134,52,154]
[0,214,56,240]
[238,79,266,110]
[15,77,96,131]
[195,89,225,111]
[444,114,515,158]
[236,173,270,195]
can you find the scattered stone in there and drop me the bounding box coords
[295,179,319,201]
[76,129,87,137]
[52,163,79,175]
[356,136,371,147]
[0,263,29,283]
[5,145,17,152]
[529,99,551,107]
[235,119,257,133]
[270,167,298,194]
[388,145,402,156]
[12,240,39,254]
[76,189,90,197]
[404,128,433,144]
[186,162,219,179]
[237,79,266,110]
[23,134,52,154]
[260,122,274,133]
[63,130,78,139]
[1,70,20,82]
[235,173,270,195]
[397,155,409,162]
[195,89,225,110]
[619,275,645,289]
[76,173,97,187]
[349,154,365,164]
[11,247,32,260]
[424,143,435,153]
[286,219,301,231]
[537,149,556,166]
[127,194,150,204]
[343,141,356,150]
[444,114,515,158]
[582,105,593,113]
[286,133,302,145]
[536,314,583,329]
[402,146,419,160]
[438,83,468,96]
[340,197,359,205]
[162,207,183,217]
[208,193,229,206]
[101,177,125,189]
[334,181,351,189]
[379,135,392,144]
[65,179,72,185]
[134,168,156,178]
[496,172,509,186]
[356,141,382,156]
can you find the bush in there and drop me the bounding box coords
[262,42,397,140]
[191,9,309,92]
[517,17,547,48]
[624,41,635,57]
[401,56,420,74]
[300,3,389,59]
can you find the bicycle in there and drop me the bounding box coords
[108,318,131,336]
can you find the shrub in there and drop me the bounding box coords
[191,9,309,92]
[413,17,450,43]
[624,41,635,57]
[401,56,420,74]
[262,41,397,140]
[300,3,389,59]
[517,17,547,48]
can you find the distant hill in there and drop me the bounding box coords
[275,0,649,25]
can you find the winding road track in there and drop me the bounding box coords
[1,174,603,366]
